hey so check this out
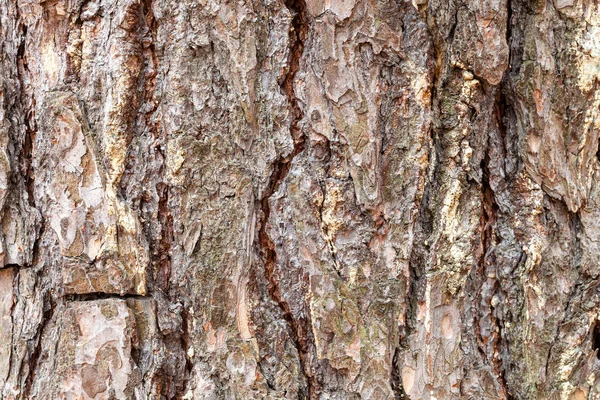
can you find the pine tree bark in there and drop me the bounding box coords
[1,0,600,398]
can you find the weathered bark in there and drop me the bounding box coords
[1,0,600,398]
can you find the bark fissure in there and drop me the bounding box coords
[478,128,511,398]
[279,0,308,148]
[178,306,193,399]
[3,0,600,396]
[15,9,43,275]
[401,23,441,356]
[156,182,173,293]
[505,0,513,59]
[593,322,600,359]
[472,1,515,393]
[391,346,408,399]
[17,24,36,205]
[64,292,149,302]
[257,0,315,396]
[5,270,17,389]
[22,292,55,399]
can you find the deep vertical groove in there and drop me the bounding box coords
[257,0,315,397]
[391,347,408,399]
[21,291,55,399]
[156,182,173,292]
[136,1,192,398]
[140,0,173,296]
[489,0,514,396]
[478,107,511,398]
[18,24,35,206]
[178,305,194,399]
[15,12,41,270]
[279,0,308,149]
[131,0,170,295]
[505,0,513,60]
[401,23,439,373]
[14,12,50,399]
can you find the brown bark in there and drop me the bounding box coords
[1,0,600,398]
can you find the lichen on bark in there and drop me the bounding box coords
[1,0,600,398]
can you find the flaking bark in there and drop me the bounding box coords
[1,0,600,399]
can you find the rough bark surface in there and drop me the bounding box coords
[1,0,600,398]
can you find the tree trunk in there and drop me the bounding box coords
[1,0,599,398]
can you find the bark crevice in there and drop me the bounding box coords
[257,0,315,396]
[64,292,149,302]
[156,182,173,293]
[391,346,408,399]
[21,291,55,399]
[3,0,598,396]
[478,125,510,399]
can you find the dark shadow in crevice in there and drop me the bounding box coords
[592,321,600,359]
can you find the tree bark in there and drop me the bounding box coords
[1,0,599,398]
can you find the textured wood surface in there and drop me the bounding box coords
[1,0,600,398]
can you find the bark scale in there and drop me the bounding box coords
[0,0,599,398]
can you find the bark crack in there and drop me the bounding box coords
[482,0,515,395]
[398,21,440,396]
[478,137,510,399]
[472,88,513,400]
[16,12,42,270]
[257,0,316,397]
[391,346,408,399]
[156,182,173,293]
[133,0,173,296]
[17,23,36,206]
[64,292,149,302]
[22,291,56,399]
